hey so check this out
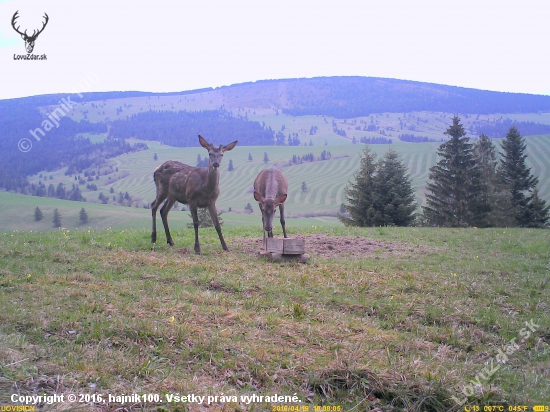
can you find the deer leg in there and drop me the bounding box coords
[160,197,177,246]
[279,203,288,238]
[261,213,267,248]
[208,204,228,251]
[151,185,168,243]
[151,206,158,243]
[190,204,201,254]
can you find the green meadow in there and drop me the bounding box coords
[0,226,548,410]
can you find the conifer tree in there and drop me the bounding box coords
[79,208,88,224]
[263,152,269,164]
[525,189,550,228]
[339,146,378,226]
[524,189,550,228]
[472,135,514,227]
[499,126,544,227]
[34,206,43,221]
[228,159,234,171]
[423,116,486,227]
[187,208,224,228]
[53,208,62,228]
[371,149,417,226]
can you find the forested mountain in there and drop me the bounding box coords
[0,102,144,194]
[0,88,213,112]
[274,77,550,118]
[109,109,275,146]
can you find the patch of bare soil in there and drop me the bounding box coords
[230,234,436,260]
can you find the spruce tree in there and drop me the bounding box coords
[423,116,485,227]
[499,126,541,227]
[79,208,88,224]
[53,209,62,228]
[263,152,270,164]
[472,135,514,227]
[34,207,43,221]
[371,149,417,226]
[525,189,550,228]
[339,146,378,226]
[187,208,223,228]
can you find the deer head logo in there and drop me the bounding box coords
[11,11,49,54]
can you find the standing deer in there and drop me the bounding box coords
[253,167,288,245]
[151,135,238,254]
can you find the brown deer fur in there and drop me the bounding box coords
[253,167,288,243]
[151,135,237,254]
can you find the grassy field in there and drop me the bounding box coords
[0,192,341,233]
[0,226,548,411]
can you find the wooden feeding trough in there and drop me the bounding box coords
[259,237,310,263]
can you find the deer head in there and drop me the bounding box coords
[198,135,237,169]
[253,191,287,234]
[12,11,49,54]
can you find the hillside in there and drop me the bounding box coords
[1,76,550,228]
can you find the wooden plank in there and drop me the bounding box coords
[266,238,284,253]
[283,239,305,255]
[258,251,310,264]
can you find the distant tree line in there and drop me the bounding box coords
[474,118,550,138]
[398,134,442,143]
[109,109,275,146]
[360,136,392,144]
[279,77,550,118]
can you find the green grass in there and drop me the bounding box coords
[0,192,341,233]
[0,226,548,411]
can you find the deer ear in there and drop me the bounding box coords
[198,135,210,149]
[254,191,264,202]
[278,194,287,204]
[222,141,238,152]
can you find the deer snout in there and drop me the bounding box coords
[265,226,272,232]
[212,162,220,168]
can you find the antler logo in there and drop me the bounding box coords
[11,11,49,54]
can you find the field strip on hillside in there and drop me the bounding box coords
[527,137,550,196]
[312,159,344,205]
[526,145,546,192]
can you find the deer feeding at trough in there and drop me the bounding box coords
[253,167,288,245]
[253,168,309,263]
[151,135,237,254]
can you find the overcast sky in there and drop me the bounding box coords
[1,0,549,100]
